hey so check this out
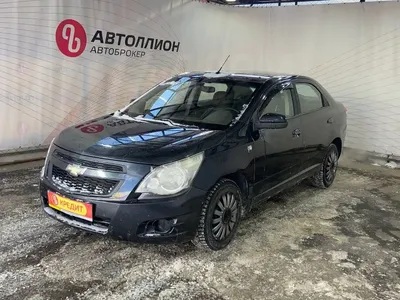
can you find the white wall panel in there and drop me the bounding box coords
[1,1,400,155]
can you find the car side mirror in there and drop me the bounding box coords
[257,113,288,129]
[130,98,136,103]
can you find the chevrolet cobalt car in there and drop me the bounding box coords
[40,72,347,250]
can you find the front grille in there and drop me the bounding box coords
[51,165,119,195]
[54,151,123,173]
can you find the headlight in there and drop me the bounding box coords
[41,138,55,178]
[45,138,55,160]
[40,166,45,178]
[136,152,204,196]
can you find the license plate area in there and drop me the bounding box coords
[47,191,93,222]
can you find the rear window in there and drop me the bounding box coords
[295,83,324,113]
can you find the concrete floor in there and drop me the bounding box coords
[0,161,399,300]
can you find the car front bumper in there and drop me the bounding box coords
[40,178,206,243]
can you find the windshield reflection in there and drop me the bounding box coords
[126,76,261,130]
[95,127,201,147]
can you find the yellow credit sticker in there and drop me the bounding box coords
[47,191,93,221]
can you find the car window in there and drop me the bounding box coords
[296,83,323,113]
[126,76,261,130]
[143,82,191,111]
[198,83,228,103]
[260,89,294,118]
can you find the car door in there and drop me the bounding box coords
[293,81,333,170]
[252,82,304,201]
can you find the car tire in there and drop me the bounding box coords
[308,144,339,189]
[192,178,242,251]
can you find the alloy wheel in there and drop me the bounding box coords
[325,149,338,184]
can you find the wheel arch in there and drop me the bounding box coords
[219,171,251,213]
[331,137,343,157]
[223,171,249,194]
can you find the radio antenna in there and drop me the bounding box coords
[216,55,230,74]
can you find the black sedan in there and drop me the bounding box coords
[40,71,347,250]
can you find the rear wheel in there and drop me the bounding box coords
[193,179,242,251]
[308,144,339,189]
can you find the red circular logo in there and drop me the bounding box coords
[81,124,104,134]
[55,19,87,57]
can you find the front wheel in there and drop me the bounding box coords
[193,179,242,251]
[308,144,339,189]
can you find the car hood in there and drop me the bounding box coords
[53,114,225,165]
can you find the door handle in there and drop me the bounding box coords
[292,128,301,138]
[327,118,333,124]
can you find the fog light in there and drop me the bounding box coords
[156,219,176,233]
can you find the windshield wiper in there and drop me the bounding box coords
[114,109,130,117]
[163,118,199,128]
[143,103,185,114]
[115,109,158,119]
[116,104,201,128]
[155,104,217,120]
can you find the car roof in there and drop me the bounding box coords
[177,71,301,83]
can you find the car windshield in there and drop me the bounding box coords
[124,76,261,130]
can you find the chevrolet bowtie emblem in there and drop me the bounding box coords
[65,164,86,177]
